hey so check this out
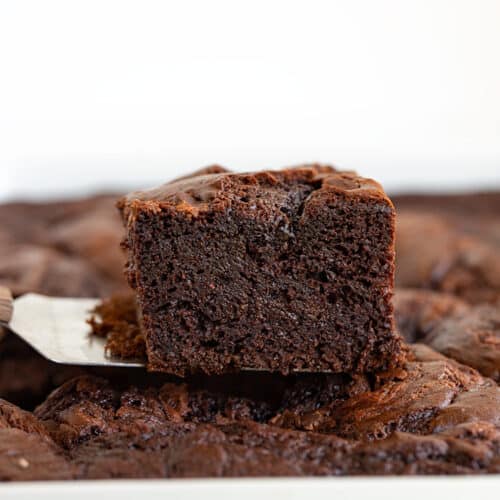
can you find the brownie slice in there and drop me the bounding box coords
[118,165,403,375]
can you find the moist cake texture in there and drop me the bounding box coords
[119,165,403,375]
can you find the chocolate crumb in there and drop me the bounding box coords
[88,293,146,361]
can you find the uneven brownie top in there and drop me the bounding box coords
[32,343,499,439]
[16,344,497,478]
[118,165,391,218]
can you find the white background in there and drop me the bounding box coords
[1,0,499,200]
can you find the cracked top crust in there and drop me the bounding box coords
[118,165,391,218]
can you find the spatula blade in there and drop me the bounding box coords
[8,293,145,368]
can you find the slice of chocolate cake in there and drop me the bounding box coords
[118,165,404,376]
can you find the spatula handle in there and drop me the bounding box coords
[0,286,13,325]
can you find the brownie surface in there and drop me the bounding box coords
[394,288,469,343]
[395,210,500,304]
[395,288,500,381]
[13,345,498,478]
[0,195,127,297]
[424,304,500,381]
[119,165,404,375]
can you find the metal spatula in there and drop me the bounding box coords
[0,287,144,368]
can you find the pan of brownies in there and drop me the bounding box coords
[0,165,498,493]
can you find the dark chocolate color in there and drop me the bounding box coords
[119,165,403,375]
[18,345,497,478]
